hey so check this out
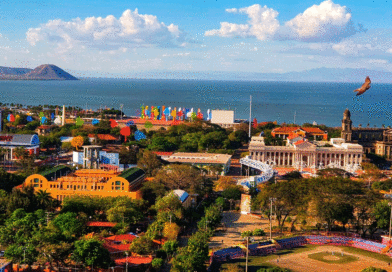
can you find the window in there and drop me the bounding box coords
[33,178,40,188]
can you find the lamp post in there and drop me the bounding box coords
[388,203,392,242]
[244,235,254,272]
[125,252,128,272]
[269,198,275,240]
[245,236,249,272]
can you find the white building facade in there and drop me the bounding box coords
[249,136,363,169]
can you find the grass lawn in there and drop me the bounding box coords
[340,246,392,263]
[307,252,357,264]
[217,245,317,272]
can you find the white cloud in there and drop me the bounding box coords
[331,29,392,56]
[332,41,372,55]
[205,22,250,38]
[205,4,279,40]
[225,8,238,13]
[206,1,361,42]
[162,52,190,57]
[26,9,185,51]
[367,59,388,64]
[285,0,354,42]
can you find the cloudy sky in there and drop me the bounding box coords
[0,0,391,77]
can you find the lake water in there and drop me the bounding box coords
[1,78,392,127]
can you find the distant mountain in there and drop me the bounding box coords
[126,68,392,83]
[0,64,78,80]
[0,66,31,76]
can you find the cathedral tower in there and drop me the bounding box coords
[341,109,352,142]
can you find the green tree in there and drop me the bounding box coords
[119,147,137,165]
[72,239,112,268]
[199,131,227,150]
[36,242,73,269]
[373,200,391,230]
[361,267,387,272]
[255,179,309,231]
[0,209,46,264]
[129,236,154,255]
[221,185,243,200]
[137,150,162,177]
[152,258,164,270]
[148,136,177,151]
[106,198,145,224]
[162,240,178,259]
[155,164,205,194]
[154,194,184,222]
[52,212,86,239]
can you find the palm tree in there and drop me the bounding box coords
[0,147,7,168]
[35,189,53,210]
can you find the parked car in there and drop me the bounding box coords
[0,250,5,257]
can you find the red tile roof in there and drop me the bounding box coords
[294,139,305,145]
[86,221,117,227]
[105,234,137,243]
[103,243,130,253]
[272,127,300,133]
[114,256,153,266]
[152,151,174,156]
[0,136,12,141]
[302,127,326,134]
[153,239,167,245]
[272,126,326,135]
[37,125,51,129]
[287,133,301,140]
[88,134,118,141]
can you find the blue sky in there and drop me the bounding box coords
[0,0,392,77]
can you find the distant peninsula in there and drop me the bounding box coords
[0,64,78,80]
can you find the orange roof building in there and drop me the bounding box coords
[86,221,117,227]
[103,234,137,254]
[114,256,153,266]
[88,134,119,142]
[23,165,145,202]
[271,126,327,140]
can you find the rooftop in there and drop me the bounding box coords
[86,221,117,227]
[272,126,326,134]
[162,152,232,165]
[39,165,72,181]
[170,189,189,203]
[88,134,118,141]
[114,256,153,266]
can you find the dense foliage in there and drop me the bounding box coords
[252,177,385,236]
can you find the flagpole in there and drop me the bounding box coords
[249,95,252,139]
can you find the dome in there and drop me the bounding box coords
[343,109,351,118]
[171,189,189,203]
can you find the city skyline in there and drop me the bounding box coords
[1,0,391,78]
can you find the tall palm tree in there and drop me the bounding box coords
[0,147,7,168]
[35,189,53,210]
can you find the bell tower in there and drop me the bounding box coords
[341,109,352,142]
